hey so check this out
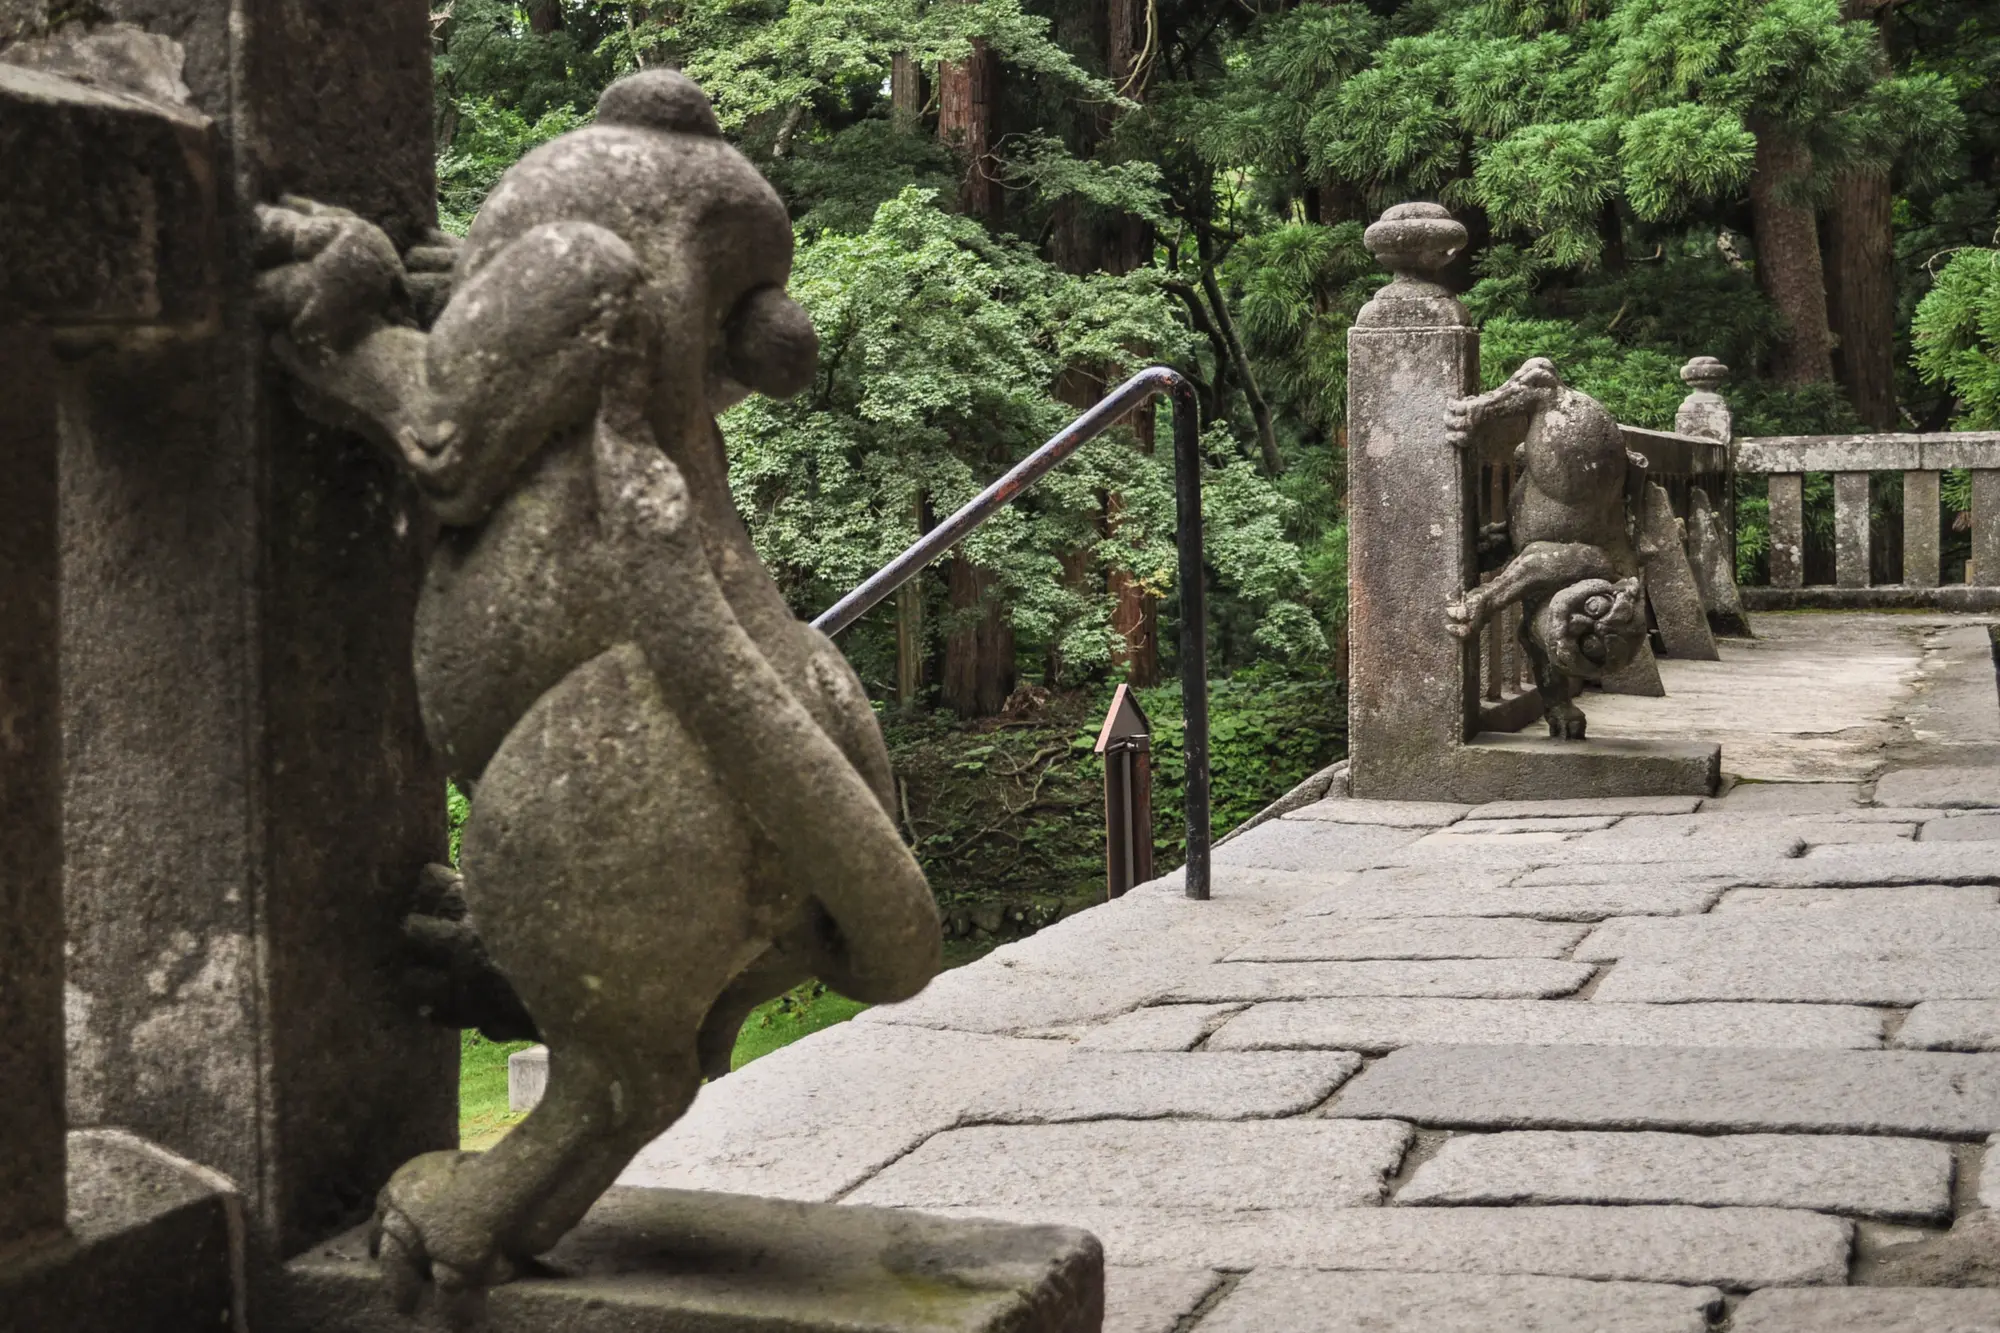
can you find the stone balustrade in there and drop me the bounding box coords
[1733,431,2000,600]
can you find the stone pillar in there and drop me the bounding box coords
[1974,470,2000,586]
[0,330,65,1254]
[1346,203,1478,799]
[1676,357,1733,445]
[40,3,455,1259]
[1769,473,1805,588]
[1905,470,1940,588]
[1834,471,1871,588]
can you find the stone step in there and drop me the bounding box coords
[1226,916,1589,963]
[1205,998,1883,1054]
[1396,1129,1952,1222]
[962,1050,1360,1123]
[1162,959,1593,1004]
[1196,1270,1721,1333]
[1334,1045,2000,1138]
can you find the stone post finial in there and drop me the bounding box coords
[1675,355,1733,444]
[1358,202,1470,329]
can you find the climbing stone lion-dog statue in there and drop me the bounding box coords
[254,69,940,1323]
[1443,356,1659,740]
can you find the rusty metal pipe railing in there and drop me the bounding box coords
[811,366,1211,901]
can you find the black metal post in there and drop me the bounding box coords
[811,365,1212,903]
[1170,380,1210,900]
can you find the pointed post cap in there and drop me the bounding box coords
[1356,202,1470,329]
[1095,683,1150,753]
[1680,356,1730,391]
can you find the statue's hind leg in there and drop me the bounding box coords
[375,645,757,1325]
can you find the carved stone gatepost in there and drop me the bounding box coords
[1345,203,1719,802]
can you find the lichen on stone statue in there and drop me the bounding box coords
[1443,356,1660,739]
[253,69,940,1325]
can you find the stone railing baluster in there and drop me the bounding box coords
[1835,472,1872,588]
[1976,470,2000,586]
[1769,474,1806,588]
[1905,469,1940,588]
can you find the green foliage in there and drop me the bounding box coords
[1913,243,2000,428]
[436,98,588,234]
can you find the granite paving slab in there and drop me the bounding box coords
[1196,1269,1722,1333]
[1701,783,1864,813]
[1212,820,1425,873]
[1592,949,2000,1004]
[1224,916,1589,963]
[1162,959,1594,1003]
[1468,796,1705,818]
[1206,998,1884,1053]
[845,1119,1411,1210]
[1925,813,2000,841]
[1333,1045,2000,1137]
[1875,765,2000,809]
[1382,832,1806,868]
[900,1204,1850,1287]
[619,1023,1067,1200]
[965,1050,1361,1123]
[1103,1268,1221,1333]
[1296,876,1728,921]
[1073,1004,1246,1051]
[1777,841,2000,885]
[1892,1001,2000,1051]
[1410,829,1578,848]
[1715,885,1999,912]
[1448,816,1621,834]
[1512,863,1755,892]
[1284,799,1471,828]
[1732,1287,2000,1332]
[1396,1129,1952,1222]
[1578,907,2000,961]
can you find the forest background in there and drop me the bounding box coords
[432,0,2000,950]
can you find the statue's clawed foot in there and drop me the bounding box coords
[1446,588,1488,639]
[371,1151,516,1329]
[1544,700,1588,740]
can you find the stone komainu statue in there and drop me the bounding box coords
[1443,356,1658,740]
[254,70,940,1322]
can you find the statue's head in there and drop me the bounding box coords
[1531,577,1646,680]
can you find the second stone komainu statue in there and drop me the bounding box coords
[254,70,941,1323]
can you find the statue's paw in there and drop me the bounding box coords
[372,1150,511,1325]
[1445,593,1485,637]
[402,230,461,329]
[1544,704,1588,740]
[252,195,402,356]
[1443,398,1479,449]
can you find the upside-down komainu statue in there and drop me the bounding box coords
[254,70,940,1321]
[1442,356,1658,740]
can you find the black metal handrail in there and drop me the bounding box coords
[811,366,1211,901]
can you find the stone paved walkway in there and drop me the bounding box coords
[623,614,2000,1331]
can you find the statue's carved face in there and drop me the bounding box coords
[1533,577,1646,679]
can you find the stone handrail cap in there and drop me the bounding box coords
[1364,203,1467,281]
[1681,356,1730,388]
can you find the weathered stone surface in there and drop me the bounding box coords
[508,1044,547,1112]
[1641,480,1721,658]
[1450,815,1620,833]
[1925,814,2000,841]
[1685,841,1999,886]
[1510,864,1749,895]
[1579,907,2000,961]
[1732,1287,2000,1332]
[1213,819,1424,873]
[1469,796,1704,819]
[1717,885,1998,912]
[1595,950,2000,1004]
[964,1051,1361,1123]
[1412,829,1577,847]
[1893,1002,2000,1051]
[906,1204,1850,1287]
[1335,1045,2000,1137]
[1074,1004,1245,1051]
[1474,831,1805,869]
[1207,998,1882,1053]
[1449,734,1719,802]
[1702,783,1862,813]
[846,1119,1411,1210]
[1397,1130,1952,1222]
[1284,799,1470,828]
[1688,486,1751,637]
[622,1023,1066,1199]
[1226,916,1588,962]
[1877,766,2000,809]
[1198,1269,1721,1333]
[1104,1269,1220,1333]
[1768,472,1804,587]
[5,1130,242,1333]
[281,1186,1104,1333]
[1302,876,1728,921]
[1907,468,1944,588]
[1164,959,1593,1003]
